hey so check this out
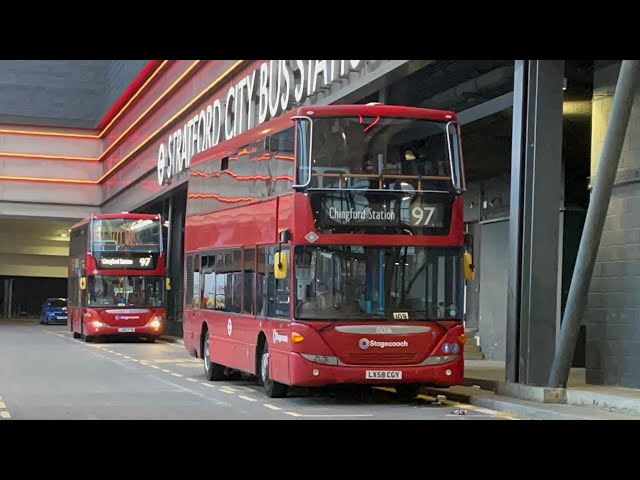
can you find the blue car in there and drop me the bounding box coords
[40,298,68,325]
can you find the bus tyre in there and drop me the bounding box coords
[73,331,81,339]
[260,342,288,398]
[203,331,225,381]
[395,383,420,401]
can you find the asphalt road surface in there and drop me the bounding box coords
[0,318,517,420]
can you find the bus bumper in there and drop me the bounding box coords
[288,353,464,388]
[85,323,164,337]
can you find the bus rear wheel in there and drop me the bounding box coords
[260,342,288,398]
[203,331,225,381]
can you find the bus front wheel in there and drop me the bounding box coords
[260,342,288,398]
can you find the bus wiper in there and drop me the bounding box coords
[318,321,345,332]
[428,319,448,334]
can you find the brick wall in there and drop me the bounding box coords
[586,60,640,387]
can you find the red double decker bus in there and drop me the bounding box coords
[182,103,471,398]
[68,213,167,342]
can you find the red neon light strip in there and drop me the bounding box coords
[0,152,97,162]
[0,61,245,185]
[95,60,164,132]
[189,170,293,182]
[364,116,380,133]
[187,193,255,203]
[0,61,168,140]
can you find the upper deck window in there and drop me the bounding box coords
[92,218,161,253]
[296,116,463,193]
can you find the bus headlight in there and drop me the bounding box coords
[300,353,338,366]
[149,317,162,329]
[92,321,106,328]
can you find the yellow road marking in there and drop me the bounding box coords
[150,365,160,369]
[239,386,256,392]
[0,411,10,419]
[170,373,183,378]
[264,404,281,411]
[220,387,236,394]
[201,383,215,388]
[220,385,239,392]
[239,395,257,402]
[0,402,5,409]
[371,388,520,420]
[416,394,520,420]
[375,387,397,394]
[161,369,171,373]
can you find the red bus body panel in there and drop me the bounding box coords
[184,104,465,390]
[68,213,166,340]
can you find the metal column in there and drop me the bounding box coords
[506,60,565,385]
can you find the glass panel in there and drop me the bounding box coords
[294,245,462,321]
[88,276,164,307]
[308,116,455,192]
[93,218,161,252]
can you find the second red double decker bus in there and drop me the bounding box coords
[182,103,471,398]
[68,213,167,342]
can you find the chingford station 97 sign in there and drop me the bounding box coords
[157,60,367,186]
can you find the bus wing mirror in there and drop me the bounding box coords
[80,277,87,290]
[463,252,475,281]
[274,251,288,280]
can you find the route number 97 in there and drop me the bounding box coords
[139,257,152,267]
[410,205,437,226]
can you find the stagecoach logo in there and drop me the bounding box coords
[157,60,369,186]
[329,207,396,223]
[359,337,409,350]
[272,330,288,344]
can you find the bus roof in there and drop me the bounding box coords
[190,103,458,168]
[70,212,161,231]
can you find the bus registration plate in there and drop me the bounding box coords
[366,370,402,380]
[118,327,135,333]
